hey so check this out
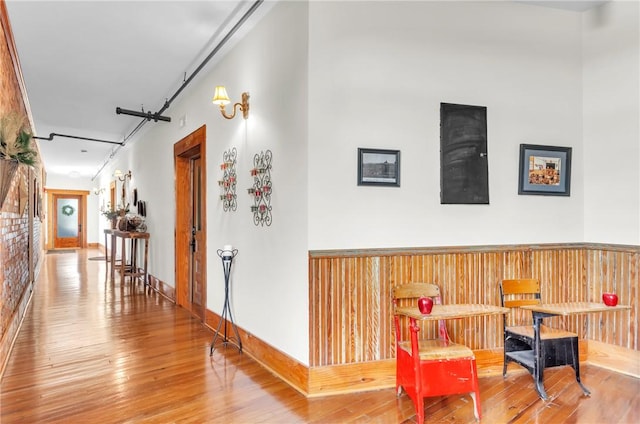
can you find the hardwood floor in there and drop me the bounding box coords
[1,249,638,423]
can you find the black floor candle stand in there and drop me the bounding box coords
[210,248,242,354]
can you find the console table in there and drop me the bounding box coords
[105,229,149,285]
[104,229,116,280]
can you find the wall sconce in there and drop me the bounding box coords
[92,187,105,195]
[212,86,249,120]
[114,169,131,182]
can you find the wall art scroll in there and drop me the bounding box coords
[248,150,272,226]
[219,147,238,211]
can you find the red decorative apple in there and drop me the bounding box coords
[602,293,618,307]
[418,296,434,314]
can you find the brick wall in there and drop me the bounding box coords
[0,0,43,372]
[1,167,32,332]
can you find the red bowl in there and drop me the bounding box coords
[602,293,618,307]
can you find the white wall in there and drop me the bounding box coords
[81,0,637,365]
[100,1,311,364]
[202,2,309,364]
[582,1,640,244]
[308,1,585,249]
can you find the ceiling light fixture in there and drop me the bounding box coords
[212,86,249,120]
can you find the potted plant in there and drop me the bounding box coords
[101,203,129,229]
[0,113,38,208]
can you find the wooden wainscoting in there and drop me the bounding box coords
[308,243,639,390]
[199,243,637,397]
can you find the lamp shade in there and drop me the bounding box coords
[212,86,231,106]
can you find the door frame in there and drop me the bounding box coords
[45,188,89,250]
[174,125,207,319]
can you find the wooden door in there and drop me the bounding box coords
[53,194,82,248]
[190,155,205,319]
[46,189,88,250]
[175,126,207,321]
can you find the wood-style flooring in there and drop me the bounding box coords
[1,249,638,423]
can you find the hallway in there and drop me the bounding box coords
[0,249,638,423]
[0,249,416,423]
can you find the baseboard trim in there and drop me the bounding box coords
[199,314,634,397]
[96,244,174,303]
[211,337,600,397]
[587,339,640,378]
[147,274,175,302]
[308,359,396,396]
[0,281,34,379]
[204,309,310,396]
[306,349,531,396]
[306,341,590,396]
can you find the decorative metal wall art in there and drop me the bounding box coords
[248,150,272,226]
[218,147,237,211]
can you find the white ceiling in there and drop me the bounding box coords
[6,0,607,181]
[515,0,609,12]
[6,0,273,180]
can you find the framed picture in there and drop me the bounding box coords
[358,148,400,187]
[518,144,572,196]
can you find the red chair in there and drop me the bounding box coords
[393,283,480,424]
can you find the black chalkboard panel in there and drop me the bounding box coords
[440,103,489,204]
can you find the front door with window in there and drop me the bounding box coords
[53,194,82,248]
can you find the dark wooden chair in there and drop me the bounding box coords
[500,278,584,399]
[393,283,480,424]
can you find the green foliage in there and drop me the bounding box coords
[101,203,130,220]
[0,113,38,166]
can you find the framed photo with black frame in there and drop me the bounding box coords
[357,148,400,187]
[518,144,572,196]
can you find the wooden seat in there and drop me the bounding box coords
[506,324,576,340]
[500,278,582,392]
[393,283,480,424]
[397,339,474,360]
